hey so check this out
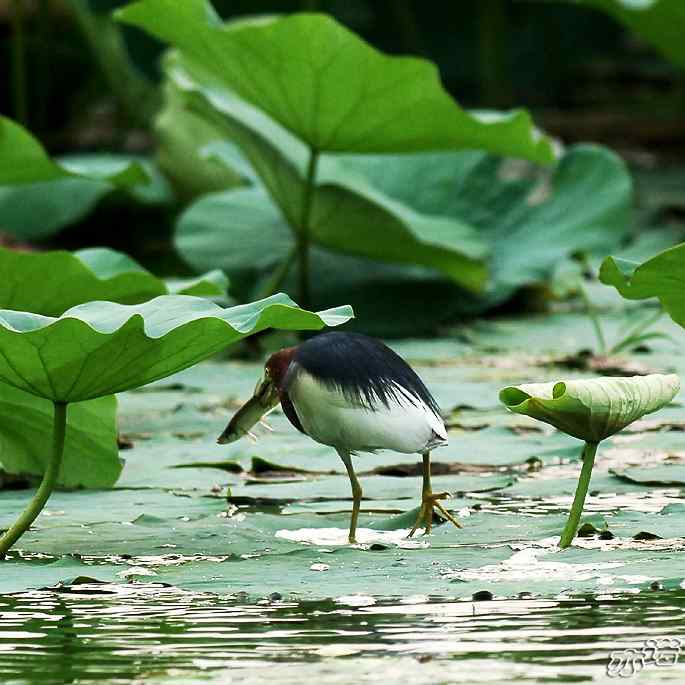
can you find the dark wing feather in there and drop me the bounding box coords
[290,332,441,415]
[280,391,306,434]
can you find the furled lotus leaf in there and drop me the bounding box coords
[499,374,680,442]
[0,294,352,403]
[0,247,227,316]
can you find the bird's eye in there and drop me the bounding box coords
[265,368,272,379]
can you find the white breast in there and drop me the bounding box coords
[287,369,447,454]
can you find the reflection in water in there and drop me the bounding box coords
[0,586,684,684]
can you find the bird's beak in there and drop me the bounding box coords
[216,373,280,445]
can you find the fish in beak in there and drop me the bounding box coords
[217,372,280,444]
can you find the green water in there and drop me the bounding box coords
[0,586,683,684]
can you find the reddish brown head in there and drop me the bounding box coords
[264,346,297,393]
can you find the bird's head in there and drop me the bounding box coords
[216,347,296,444]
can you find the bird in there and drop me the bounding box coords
[217,331,460,543]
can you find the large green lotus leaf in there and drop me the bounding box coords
[600,243,685,328]
[174,185,469,335]
[0,294,351,402]
[169,63,488,292]
[77,247,227,299]
[179,174,561,334]
[181,227,470,337]
[500,374,680,442]
[0,247,226,316]
[170,51,628,304]
[165,270,228,299]
[0,118,172,239]
[0,155,170,242]
[0,117,147,186]
[176,187,292,285]
[572,0,685,70]
[117,1,554,161]
[0,385,120,488]
[0,178,112,240]
[155,78,244,199]
[344,144,632,303]
[0,163,161,240]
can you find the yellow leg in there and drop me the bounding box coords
[408,452,462,537]
[338,449,362,544]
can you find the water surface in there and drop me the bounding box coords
[1,585,683,684]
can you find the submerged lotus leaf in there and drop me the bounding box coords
[600,243,685,328]
[117,0,554,160]
[0,247,227,316]
[499,374,680,442]
[0,294,352,403]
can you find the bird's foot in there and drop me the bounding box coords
[408,491,462,537]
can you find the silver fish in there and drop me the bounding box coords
[217,373,280,444]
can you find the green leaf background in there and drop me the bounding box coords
[167,55,489,293]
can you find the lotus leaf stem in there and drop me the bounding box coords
[66,0,158,127]
[578,282,607,356]
[559,440,599,549]
[609,307,663,355]
[0,402,68,559]
[297,147,319,310]
[256,245,298,301]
